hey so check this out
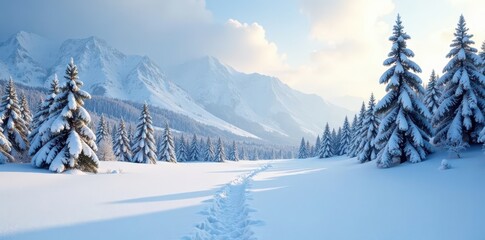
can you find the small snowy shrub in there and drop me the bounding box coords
[439,159,451,170]
[445,141,469,158]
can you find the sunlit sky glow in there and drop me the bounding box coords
[0,0,483,108]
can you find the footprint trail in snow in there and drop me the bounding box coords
[182,164,271,240]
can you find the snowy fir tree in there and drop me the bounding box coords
[374,15,432,168]
[113,119,132,162]
[19,93,32,131]
[214,137,226,162]
[176,135,188,162]
[95,114,109,145]
[357,93,380,163]
[348,103,366,157]
[314,135,321,157]
[424,70,441,117]
[97,132,115,161]
[229,140,239,161]
[189,134,200,161]
[0,78,30,156]
[306,140,312,157]
[29,75,59,164]
[331,128,339,156]
[131,103,157,164]
[434,15,485,147]
[33,59,98,172]
[338,117,351,155]
[240,147,248,160]
[319,123,333,158]
[298,137,307,158]
[0,126,13,164]
[203,137,215,162]
[158,122,177,163]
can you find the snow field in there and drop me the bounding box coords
[0,160,264,240]
[183,164,271,240]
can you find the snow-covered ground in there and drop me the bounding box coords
[1,147,485,240]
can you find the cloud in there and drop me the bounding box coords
[279,0,395,99]
[206,19,288,74]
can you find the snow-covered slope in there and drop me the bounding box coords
[169,56,352,141]
[1,147,484,239]
[0,32,256,139]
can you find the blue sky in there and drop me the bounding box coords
[0,0,483,107]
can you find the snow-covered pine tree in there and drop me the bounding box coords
[158,122,177,163]
[111,123,117,145]
[298,137,307,158]
[434,15,485,147]
[424,70,441,117]
[306,140,312,157]
[189,134,200,161]
[131,103,157,164]
[330,128,339,156]
[348,103,366,157]
[314,135,321,157]
[113,118,132,162]
[203,137,215,162]
[240,147,247,160]
[29,75,59,165]
[39,58,99,172]
[357,93,380,163]
[253,149,259,160]
[176,135,188,162]
[97,132,115,161]
[0,125,13,164]
[375,15,432,168]
[214,137,226,162]
[338,116,351,155]
[0,78,30,156]
[95,114,108,145]
[319,123,333,158]
[19,93,32,131]
[229,140,239,161]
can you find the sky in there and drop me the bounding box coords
[0,0,483,109]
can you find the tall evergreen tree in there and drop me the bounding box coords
[314,135,321,157]
[0,78,30,156]
[424,70,441,117]
[306,140,312,157]
[189,134,200,161]
[96,114,109,145]
[375,15,432,168]
[357,93,380,163]
[338,116,351,155]
[19,93,32,131]
[113,119,132,162]
[29,76,59,165]
[214,137,226,162]
[330,128,339,155]
[298,137,307,158]
[35,59,98,172]
[203,137,215,162]
[229,140,239,161]
[240,147,248,160]
[434,15,485,147]
[348,103,366,157]
[0,126,13,164]
[319,123,333,158]
[176,135,188,162]
[158,122,177,163]
[132,103,157,164]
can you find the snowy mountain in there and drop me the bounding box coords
[0,31,352,144]
[0,32,256,139]
[169,56,352,141]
